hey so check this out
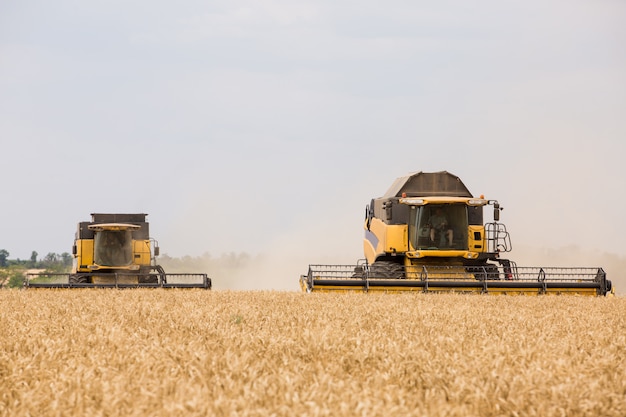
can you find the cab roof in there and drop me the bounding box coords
[383,171,473,198]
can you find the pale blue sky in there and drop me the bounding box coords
[1,1,625,289]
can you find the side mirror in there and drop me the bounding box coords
[493,202,500,222]
[154,246,160,257]
[384,201,393,221]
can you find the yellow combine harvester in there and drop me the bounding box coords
[26,213,211,289]
[300,171,613,295]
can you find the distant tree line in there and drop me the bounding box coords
[0,249,72,270]
[0,249,73,288]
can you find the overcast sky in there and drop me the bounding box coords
[1,1,625,290]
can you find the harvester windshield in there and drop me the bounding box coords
[94,230,133,266]
[410,204,468,250]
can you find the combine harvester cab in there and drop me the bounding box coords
[26,213,211,289]
[300,171,613,296]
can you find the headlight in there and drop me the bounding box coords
[467,199,487,206]
[400,198,425,205]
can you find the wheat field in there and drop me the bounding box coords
[0,290,624,417]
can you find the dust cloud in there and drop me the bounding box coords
[157,252,316,291]
[157,196,365,291]
[158,247,360,291]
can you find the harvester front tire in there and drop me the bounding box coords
[369,261,405,279]
[69,274,90,284]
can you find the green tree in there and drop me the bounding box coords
[30,251,38,264]
[8,270,25,288]
[43,252,58,264]
[60,252,72,267]
[0,249,8,267]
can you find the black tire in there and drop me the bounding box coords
[137,265,164,284]
[69,274,91,284]
[139,274,159,284]
[351,265,366,279]
[369,261,405,279]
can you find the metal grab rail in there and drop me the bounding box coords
[485,222,512,253]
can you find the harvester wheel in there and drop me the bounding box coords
[139,274,159,284]
[351,265,366,279]
[369,261,405,279]
[69,274,90,284]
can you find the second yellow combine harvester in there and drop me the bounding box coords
[300,171,612,295]
[26,213,211,289]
